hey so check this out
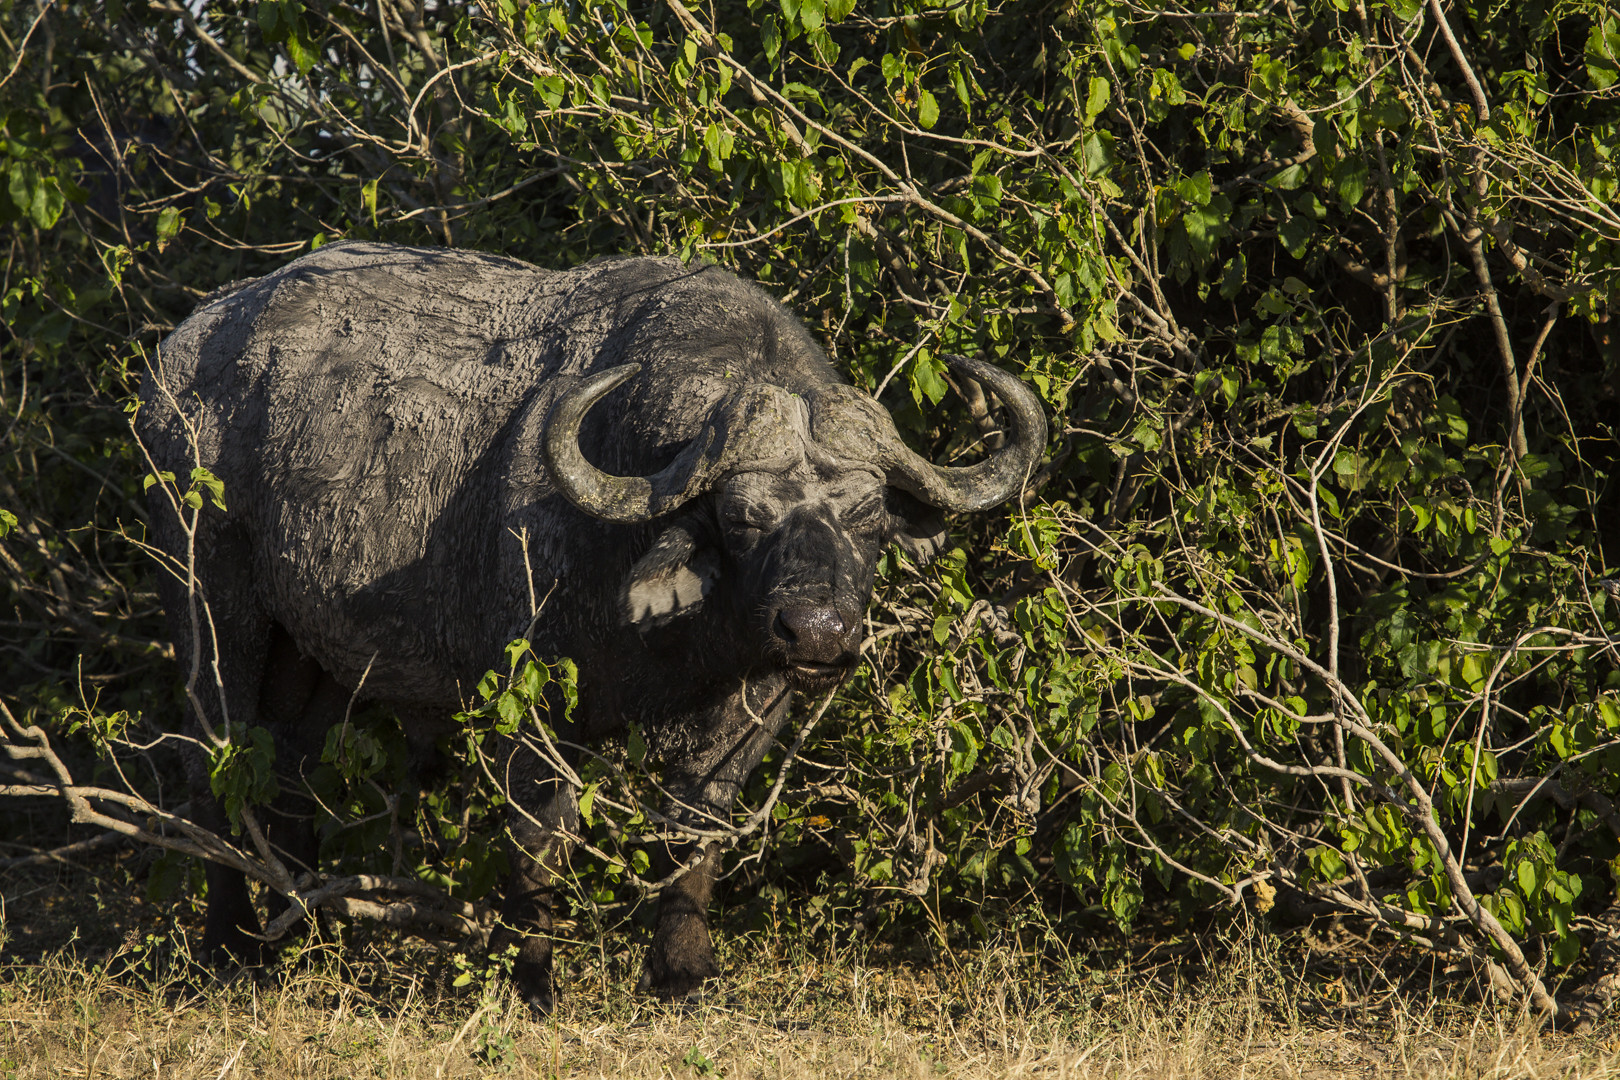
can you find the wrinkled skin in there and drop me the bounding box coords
[137,241,1042,1011]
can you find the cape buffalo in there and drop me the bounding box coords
[137,240,1045,1009]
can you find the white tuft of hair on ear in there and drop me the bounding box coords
[898,532,943,565]
[625,549,718,627]
[895,516,949,566]
[627,566,703,623]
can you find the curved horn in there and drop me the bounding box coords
[814,355,1047,513]
[543,364,720,523]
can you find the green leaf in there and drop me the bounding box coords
[951,64,971,108]
[1270,164,1306,190]
[1181,203,1228,261]
[1172,171,1211,207]
[155,206,182,251]
[909,350,947,405]
[533,74,565,109]
[761,17,781,65]
[258,0,285,41]
[799,0,824,31]
[917,88,939,130]
[518,659,548,701]
[1081,131,1116,177]
[24,175,64,231]
[1278,215,1312,258]
[1516,857,1540,898]
[1588,19,1620,90]
[1085,76,1110,122]
[778,159,817,208]
[496,691,524,731]
[1130,418,1162,452]
[0,508,14,537]
[1335,161,1367,209]
[807,26,838,65]
[1599,699,1620,731]
[285,20,316,75]
[475,670,500,702]
[971,172,1002,207]
[557,657,580,718]
[1489,889,1526,935]
[189,467,227,512]
[1150,68,1185,106]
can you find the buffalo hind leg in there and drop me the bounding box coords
[191,619,346,964]
[639,684,792,999]
[257,630,352,939]
[157,517,273,966]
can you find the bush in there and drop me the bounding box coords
[3,0,1620,1018]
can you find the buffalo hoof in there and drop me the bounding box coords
[636,962,717,1002]
[511,958,557,1016]
[200,928,272,971]
[639,915,720,1000]
[490,928,556,1016]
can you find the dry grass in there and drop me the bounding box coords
[3,946,1617,1080]
[4,853,1620,1078]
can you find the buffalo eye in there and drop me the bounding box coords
[721,500,774,541]
[843,492,886,536]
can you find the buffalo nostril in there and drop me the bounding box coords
[774,607,858,669]
[777,606,847,640]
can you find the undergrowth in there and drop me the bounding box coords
[3,845,1619,1078]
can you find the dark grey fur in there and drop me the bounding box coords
[137,240,1043,1009]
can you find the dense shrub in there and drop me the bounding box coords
[4,0,1620,1016]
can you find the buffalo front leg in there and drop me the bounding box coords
[490,732,580,1015]
[639,681,792,999]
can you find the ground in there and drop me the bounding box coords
[2,838,1618,1079]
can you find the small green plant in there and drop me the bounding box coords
[679,1047,720,1076]
[473,1021,518,1072]
[448,947,522,1070]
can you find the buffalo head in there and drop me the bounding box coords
[543,355,1046,691]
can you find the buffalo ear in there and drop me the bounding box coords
[889,494,948,566]
[623,518,719,629]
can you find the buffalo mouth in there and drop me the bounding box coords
[782,657,856,692]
